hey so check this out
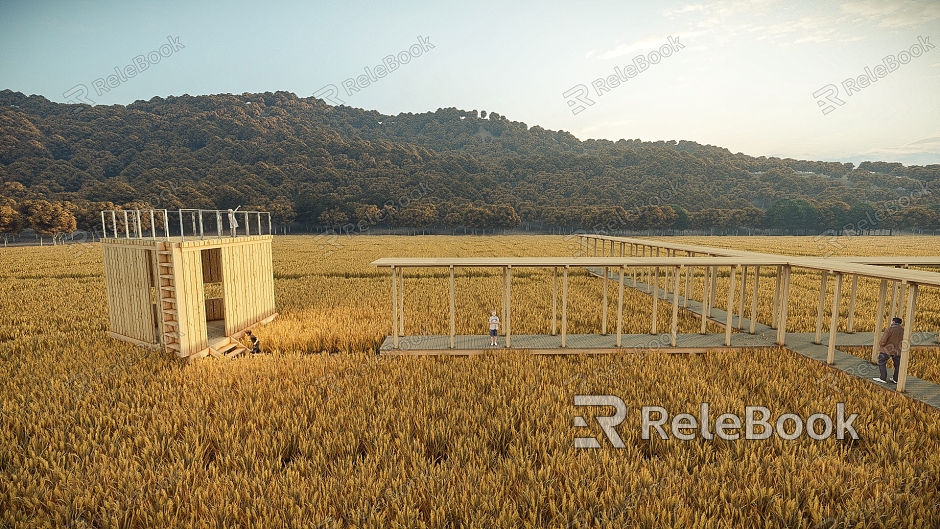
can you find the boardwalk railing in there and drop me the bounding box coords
[100,209,273,241]
[373,236,940,395]
[577,234,940,393]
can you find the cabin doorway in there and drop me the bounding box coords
[202,248,226,344]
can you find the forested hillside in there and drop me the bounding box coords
[1,88,939,237]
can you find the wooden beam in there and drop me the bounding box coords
[391,266,398,349]
[815,270,829,345]
[683,262,691,308]
[827,273,843,365]
[562,266,568,348]
[889,278,899,319]
[501,266,507,336]
[871,279,888,363]
[846,274,858,333]
[899,266,909,318]
[749,266,760,334]
[725,265,738,346]
[776,266,791,346]
[897,283,918,393]
[617,265,624,347]
[737,265,747,330]
[506,265,512,348]
[651,266,660,335]
[700,266,709,335]
[708,265,718,317]
[399,267,405,336]
[449,265,455,349]
[551,267,557,336]
[771,266,781,329]
[671,266,681,347]
[602,266,608,335]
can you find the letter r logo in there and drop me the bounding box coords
[574,395,626,448]
[562,84,595,115]
[812,84,845,115]
[63,84,95,106]
[314,84,345,106]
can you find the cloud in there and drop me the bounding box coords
[662,0,851,45]
[856,135,940,165]
[659,0,938,48]
[594,35,689,61]
[838,0,940,30]
[664,3,707,16]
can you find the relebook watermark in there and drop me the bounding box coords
[63,36,185,109]
[573,395,859,448]
[314,36,435,106]
[562,35,685,115]
[813,35,934,115]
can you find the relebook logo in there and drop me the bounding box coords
[574,395,860,448]
[562,35,685,115]
[314,36,435,106]
[812,35,934,115]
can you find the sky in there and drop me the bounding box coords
[1,0,939,166]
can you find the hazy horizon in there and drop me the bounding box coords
[2,0,938,166]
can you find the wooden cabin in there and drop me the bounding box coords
[100,209,277,360]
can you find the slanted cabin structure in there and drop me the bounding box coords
[100,208,277,360]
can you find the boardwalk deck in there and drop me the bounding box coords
[379,267,940,409]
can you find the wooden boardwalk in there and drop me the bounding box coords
[380,268,940,409]
[379,332,770,355]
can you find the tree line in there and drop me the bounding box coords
[1,89,939,239]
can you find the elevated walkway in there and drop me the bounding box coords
[378,267,940,409]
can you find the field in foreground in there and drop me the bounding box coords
[1,235,939,528]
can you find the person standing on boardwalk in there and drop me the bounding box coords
[874,317,904,384]
[489,310,500,346]
[227,206,241,237]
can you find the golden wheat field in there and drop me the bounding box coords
[1,235,940,528]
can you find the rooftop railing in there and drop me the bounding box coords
[101,209,273,241]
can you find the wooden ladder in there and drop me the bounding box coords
[156,242,182,356]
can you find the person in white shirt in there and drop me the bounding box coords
[227,206,241,237]
[489,310,499,346]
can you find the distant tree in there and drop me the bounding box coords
[269,197,297,228]
[353,204,381,228]
[816,201,851,232]
[900,206,939,231]
[490,204,521,230]
[0,203,24,241]
[764,198,816,232]
[73,201,117,234]
[847,202,879,233]
[21,200,76,244]
[397,203,438,233]
[318,208,348,229]
[442,209,466,233]
[671,205,690,231]
[691,208,723,230]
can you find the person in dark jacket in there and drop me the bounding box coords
[874,317,904,383]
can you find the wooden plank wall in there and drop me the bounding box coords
[221,239,276,335]
[102,244,156,344]
[176,247,208,355]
